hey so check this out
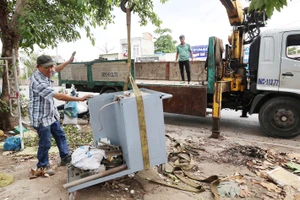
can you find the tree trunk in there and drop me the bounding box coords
[0,31,20,131]
[0,0,27,131]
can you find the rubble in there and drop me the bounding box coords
[253,181,282,193]
[283,186,296,200]
[267,167,300,190]
[288,153,300,162]
[217,181,241,198]
[218,144,267,166]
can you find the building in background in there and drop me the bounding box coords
[101,33,210,62]
[120,32,154,59]
[98,32,155,61]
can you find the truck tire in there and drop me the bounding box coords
[259,97,300,138]
[103,89,116,93]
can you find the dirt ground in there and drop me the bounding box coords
[1,114,300,200]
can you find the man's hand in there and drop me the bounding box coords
[80,94,94,101]
[54,51,76,72]
[68,51,76,63]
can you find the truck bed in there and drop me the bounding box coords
[136,79,206,87]
[136,80,208,117]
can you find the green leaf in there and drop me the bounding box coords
[249,0,288,17]
[266,6,275,17]
[286,162,300,173]
[1,0,168,51]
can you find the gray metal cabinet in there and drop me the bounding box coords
[66,88,171,193]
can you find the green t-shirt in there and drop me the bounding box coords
[177,43,191,61]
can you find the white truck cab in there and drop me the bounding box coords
[257,27,300,94]
[249,27,300,138]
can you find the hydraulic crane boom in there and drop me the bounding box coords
[219,0,267,63]
[220,0,244,26]
[210,0,268,138]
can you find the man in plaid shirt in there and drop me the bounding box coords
[29,52,93,175]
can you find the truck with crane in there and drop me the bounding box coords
[58,0,300,138]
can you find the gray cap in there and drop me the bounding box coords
[179,35,185,39]
[37,55,56,67]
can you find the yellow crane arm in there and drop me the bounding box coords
[220,0,244,26]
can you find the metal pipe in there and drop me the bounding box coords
[5,59,15,117]
[12,49,24,150]
[211,81,223,138]
[63,164,127,189]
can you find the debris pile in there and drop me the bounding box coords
[62,125,94,150]
[246,148,290,175]
[149,135,300,200]
[241,147,300,199]
[97,177,144,199]
[148,135,256,199]
[219,144,266,165]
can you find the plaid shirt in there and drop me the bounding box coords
[29,70,59,127]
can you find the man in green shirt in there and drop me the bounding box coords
[175,35,193,84]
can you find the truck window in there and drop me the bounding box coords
[286,34,300,61]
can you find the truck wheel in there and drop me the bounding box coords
[259,97,300,138]
[103,89,116,93]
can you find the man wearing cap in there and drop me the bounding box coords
[175,35,193,84]
[29,52,93,175]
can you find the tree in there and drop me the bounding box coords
[0,0,168,130]
[19,50,40,79]
[97,41,115,54]
[154,28,177,53]
[288,46,297,55]
[249,0,290,17]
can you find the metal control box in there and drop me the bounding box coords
[66,88,172,192]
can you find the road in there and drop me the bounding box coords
[164,110,300,151]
